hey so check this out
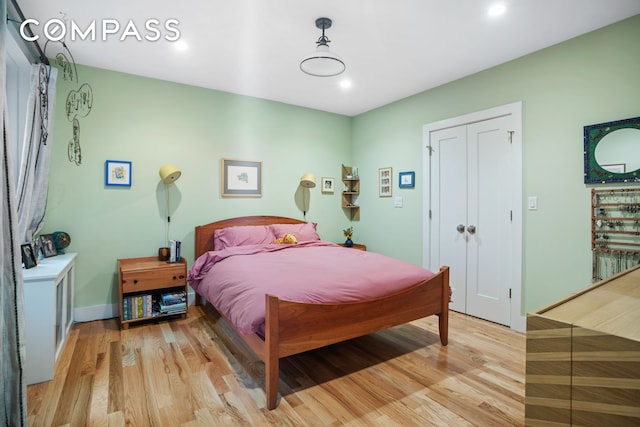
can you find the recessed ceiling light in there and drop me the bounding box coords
[173,40,189,52]
[488,3,506,17]
[339,79,352,89]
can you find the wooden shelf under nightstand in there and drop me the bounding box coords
[338,243,367,251]
[118,256,187,329]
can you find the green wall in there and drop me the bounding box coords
[45,66,351,311]
[44,15,640,317]
[351,14,640,314]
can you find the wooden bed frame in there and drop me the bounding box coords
[194,215,450,409]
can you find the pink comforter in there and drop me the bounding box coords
[188,241,436,334]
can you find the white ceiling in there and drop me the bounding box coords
[12,1,640,116]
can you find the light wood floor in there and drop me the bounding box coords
[27,305,525,426]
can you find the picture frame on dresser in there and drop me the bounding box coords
[21,243,37,269]
[40,234,57,258]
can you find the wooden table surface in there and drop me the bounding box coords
[540,264,640,342]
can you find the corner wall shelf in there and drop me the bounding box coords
[342,164,360,220]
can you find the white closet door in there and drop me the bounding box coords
[429,125,468,314]
[465,116,512,325]
[429,115,512,326]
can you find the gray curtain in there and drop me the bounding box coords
[17,63,57,243]
[1,0,27,424]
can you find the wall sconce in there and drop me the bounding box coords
[159,164,182,242]
[300,172,316,220]
[160,163,181,184]
[300,172,316,188]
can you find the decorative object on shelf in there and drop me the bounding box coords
[105,160,132,187]
[399,171,415,188]
[21,243,37,269]
[158,247,170,261]
[300,17,345,77]
[222,158,262,197]
[299,172,316,219]
[343,226,354,247]
[321,177,335,193]
[379,167,392,197]
[40,234,57,258]
[52,231,71,254]
[159,163,182,245]
[583,116,640,184]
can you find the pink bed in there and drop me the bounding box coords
[189,240,437,335]
[190,216,450,409]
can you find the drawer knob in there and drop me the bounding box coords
[133,279,138,284]
[172,276,177,280]
[179,275,185,279]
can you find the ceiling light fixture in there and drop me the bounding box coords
[300,17,345,77]
[488,3,506,17]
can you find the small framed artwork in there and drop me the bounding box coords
[21,244,37,269]
[379,167,392,197]
[321,177,335,193]
[40,234,57,258]
[399,171,415,188]
[222,158,262,197]
[105,160,132,187]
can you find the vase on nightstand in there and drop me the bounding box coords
[345,238,353,247]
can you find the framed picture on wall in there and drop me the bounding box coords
[105,160,132,187]
[321,177,335,193]
[399,171,415,188]
[378,167,392,197]
[222,158,262,197]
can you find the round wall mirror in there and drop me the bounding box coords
[584,116,640,184]
[594,128,640,173]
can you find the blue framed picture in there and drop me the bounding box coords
[399,171,415,188]
[105,160,132,187]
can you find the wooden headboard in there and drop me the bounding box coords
[194,215,306,258]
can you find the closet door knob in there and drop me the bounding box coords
[456,224,466,233]
[467,225,476,234]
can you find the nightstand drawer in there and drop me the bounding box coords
[121,265,186,293]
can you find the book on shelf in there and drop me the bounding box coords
[161,291,186,306]
[158,302,186,314]
[122,294,153,321]
[169,240,181,262]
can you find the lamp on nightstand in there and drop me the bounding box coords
[159,164,182,242]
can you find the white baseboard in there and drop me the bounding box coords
[73,291,197,323]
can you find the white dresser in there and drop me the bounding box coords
[23,252,76,385]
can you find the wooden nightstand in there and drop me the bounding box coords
[118,256,187,329]
[338,243,367,251]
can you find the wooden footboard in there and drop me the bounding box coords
[263,265,449,409]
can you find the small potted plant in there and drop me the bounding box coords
[343,226,353,247]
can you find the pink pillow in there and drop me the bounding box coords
[214,225,275,250]
[270,222,320,242]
